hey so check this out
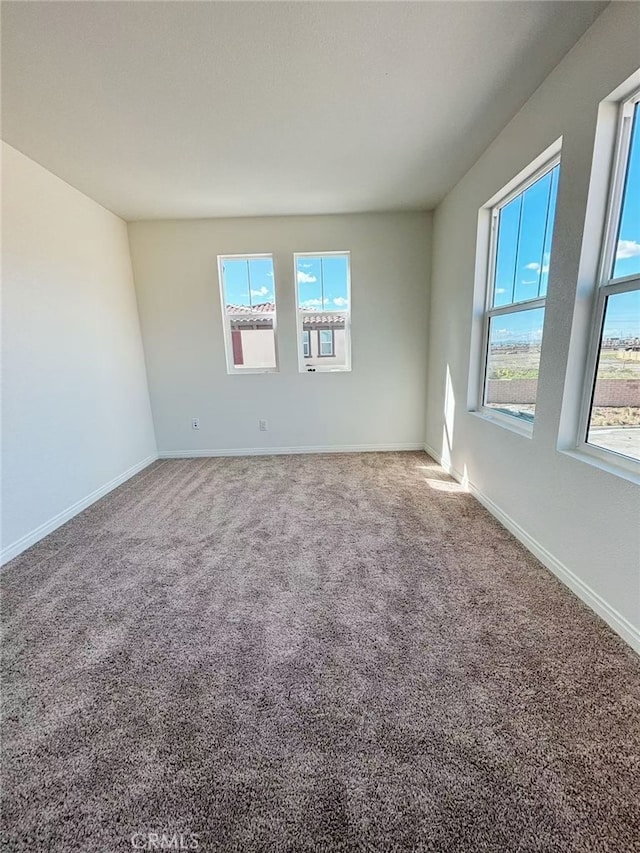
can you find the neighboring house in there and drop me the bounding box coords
[227,302,276,369]
[300,312,347,367]
[227,302,347,368]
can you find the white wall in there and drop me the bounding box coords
[129,212,431,454]
[1,143,157,562]
[425,3,640,650]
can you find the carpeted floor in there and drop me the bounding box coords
[1,452,639,852]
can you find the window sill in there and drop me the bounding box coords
[470,408,534,439]
[300,366,351,374]
[227,368,279,375]
[559,444,640,485]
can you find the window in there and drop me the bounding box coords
[582,91,640,465]
[479,156,561,428]
[218,254,278,373]
[318,329,335,357]
[294,252,351,372]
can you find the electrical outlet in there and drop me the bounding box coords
[259,419,268,432]
[192,418,200,430]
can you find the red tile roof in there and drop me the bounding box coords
[226,303,346,324]
[302,314,346,325]
[226,302,275,314]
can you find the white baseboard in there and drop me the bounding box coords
[159,443,424,459]
[0,454,158,567]
[424,442,640,654]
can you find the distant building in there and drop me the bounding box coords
[226,302,346,368]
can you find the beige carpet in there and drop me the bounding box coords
[1,452,639,852]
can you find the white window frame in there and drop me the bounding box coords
[476,152,561,435]
[217,253,279,375]
[294,251,352,373]
[576,87,640,475]
[302,329,311,358]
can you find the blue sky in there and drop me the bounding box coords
[221,257,274,308]
[606,102,640,339]
[492,103,640,345]
[221,254,351,313]
[494,163,559,310]
[491,163,559,343]
[613,102,640,281]
[296,255,349,310]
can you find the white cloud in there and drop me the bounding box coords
[525,261,549,274]
[300,262,313,269]
[297,271,317,284]
[250,286,270,297]
[333,297,349,306]
[521,279,537,286]
[495,288,507,295]
[301,298,322,307]
[617,240,640,260]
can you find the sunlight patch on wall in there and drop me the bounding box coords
[441,365,456,470]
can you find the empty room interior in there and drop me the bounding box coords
[2,1,640,850]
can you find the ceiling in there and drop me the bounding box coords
[1,1,607,221]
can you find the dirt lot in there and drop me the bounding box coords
[590,406,640,427]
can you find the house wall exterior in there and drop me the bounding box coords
[234,328,277,369]
[301,327,347,369]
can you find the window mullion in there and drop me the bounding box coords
[604,274,640,295]
[487,297,546,319]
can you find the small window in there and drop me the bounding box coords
[218,254,278,373]
[318,329,335,357]
[294,252,351,372]
[583,92,640,465]
[480,156,561,427]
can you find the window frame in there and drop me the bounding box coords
[576,88,640,474]
[477,152,561,434]
[217,253,279,375]
[294,251,352,373]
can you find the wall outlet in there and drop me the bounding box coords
[192,418,200,430]
[259,419,268,432]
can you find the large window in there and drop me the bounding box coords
[480,156,561,427]
[218,254,278,373]
[582,92,640,465]
[294,252,351,372]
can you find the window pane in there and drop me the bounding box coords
[613,103,640,281]
[483,307,545,422]
[296,255,350,311]
[538,166,559,297]
[296,256,323,309]
[513,170,554,303]
[220,256,277,370]
[492,163,560,307]
[587,290,640,462]
[321,255,350,310]
[493,196,520,307]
